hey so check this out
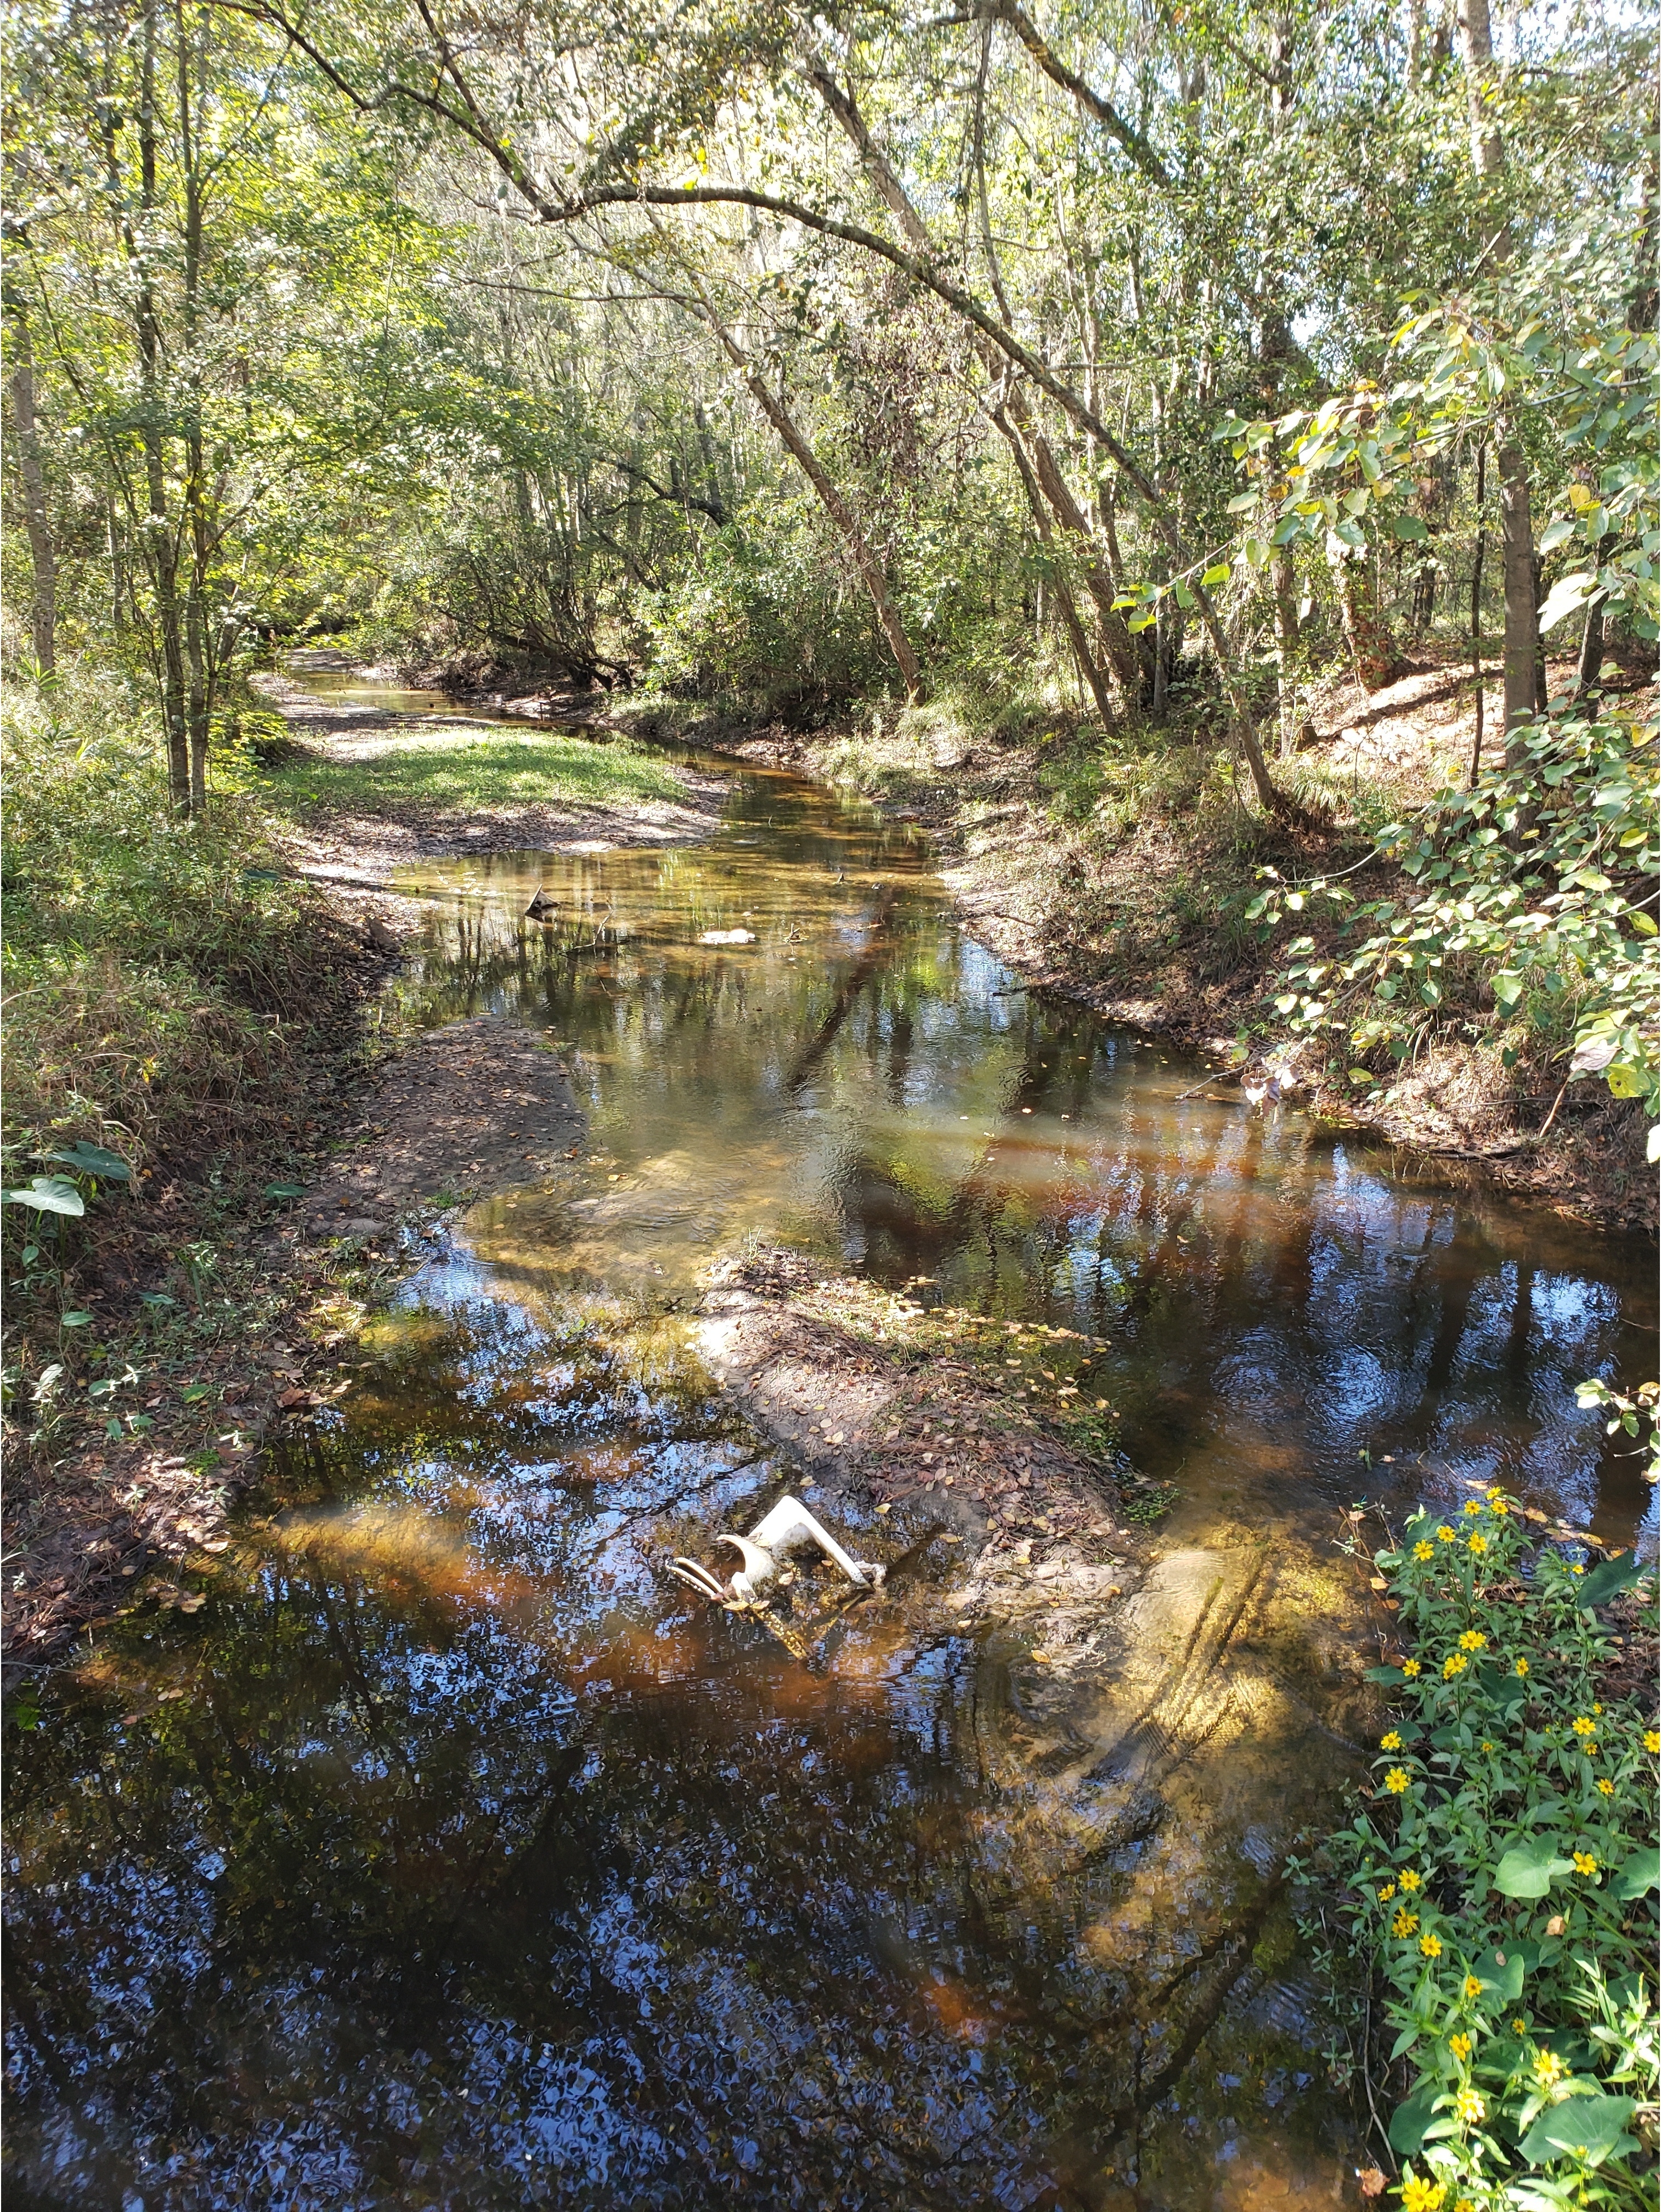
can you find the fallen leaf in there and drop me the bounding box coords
[1358,2170,1387,2200]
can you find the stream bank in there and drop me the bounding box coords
[592,664,1656,1236]
[7,660,1656,2211]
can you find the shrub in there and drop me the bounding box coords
[1245,692,1660,1124]
[1303,1486,1658,2211]
[1,670,342,1278]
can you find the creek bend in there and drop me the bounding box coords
[5,703,1654,2211]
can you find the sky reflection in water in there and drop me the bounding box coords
[4,744,1653,2212]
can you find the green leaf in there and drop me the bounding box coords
[1476,1951,1527,2002]
[1537,572,1595,633]
[1611,1847,1660,1900]
[264,1183,306,1200]
[1392,516,1429,541]
[1603,1063,1646,1100]
[1574,1548,1653,1607]
[1226,492,1258,514]
[3,1177,86,1218]
[44,1142,131,1183]
[59,1311,93,1328]
[1387,2082,1441,2154]
[1201,562,1233,587]
[1518,2094,1637,2169]
[1494,1833,1574,1899]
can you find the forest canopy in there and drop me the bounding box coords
[3,0,1657,1120]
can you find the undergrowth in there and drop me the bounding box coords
[1296,1485,1659,2211]
[1,671,357,1301]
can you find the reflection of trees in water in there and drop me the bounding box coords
[5,1545,1321,2208]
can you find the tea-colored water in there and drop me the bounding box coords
[5,710,1653,2211]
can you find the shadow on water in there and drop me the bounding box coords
[4,695,1655,2210]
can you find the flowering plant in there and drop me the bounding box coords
[1302,1487,1657,2209]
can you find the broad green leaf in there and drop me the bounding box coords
[1611,1847,1660,1900]
[3,1177,86,1217]
[1493,1833,1573,1899]
[1518,2094,1636,2169]
[1391,516,1428,540]
[264,1183,306,1199]
[1387,2083,1440,2154]
[1201,562,1232,587]
[1574,1548,1653,1607]
[1536,572,1595,633]
[44,1142,131,1183]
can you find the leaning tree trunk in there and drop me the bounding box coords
[1457,0,1537,752]
[5,314,57,674]
[707,318,922,700]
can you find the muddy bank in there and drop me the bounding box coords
[3,1016,584,1669]
[691,1248,1150,1671]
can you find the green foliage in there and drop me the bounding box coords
[1313,1488,1658,2210]
[0,673,332,1279]
[1245,692,1659,1118]
[637,499,891,714]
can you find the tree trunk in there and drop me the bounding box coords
[707,319,922,699]
[995,405,1116,727]
[1498,442,1537,746]
[1458,0,1535,751]
[135,0,191,808]
[807,50,1142,703]
[6,314,57,674]
[1575,597,1604,714]
[1330,538,1392,689]
[1272,550,1300,753]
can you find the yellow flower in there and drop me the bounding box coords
[1454,2086,1485,2124]
[1421,1932,1442,1957]
[1399,1867,1422,1891]
[1414,1540,1435,1561]
[1583,1741,1599,1758]
[1512,2018,1527,2034]
[1569,1562,1584,1576]
[1455,2199,1478,2212]
[1402,1658,1422,1678]
[1463,1976,1483,2000]
[1573,1850,1598,1875]
[1377,1883,1397,1902]
[1488,1497,1509,1516]
[1480,1740,1495,1753]
[1443,1652,1468,1679]
[1468,1533,1487,1555]
[1381,1731,1403,1750]
[1463,1499,1483,1516]
[1392,1909,1420,1938]
[1459,1629,1487,1651]
[1401,2174,1447,2211]
[1645,1730,1659,1754]
[1533,2050,1564,2087]
[1572,1716,1597,1737]
[1385,1767,1412,1794]
[1593,1702,1602,1714]
[1436,1525,1456,1543]
[1515,1658,1529,1677]
[1597,1778,1614,1796]
[1448,2031,1473,2059]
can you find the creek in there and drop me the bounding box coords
[5,689,1654,2211]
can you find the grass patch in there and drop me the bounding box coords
[259,724,685,820]
[1297,1486,1658,2210]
